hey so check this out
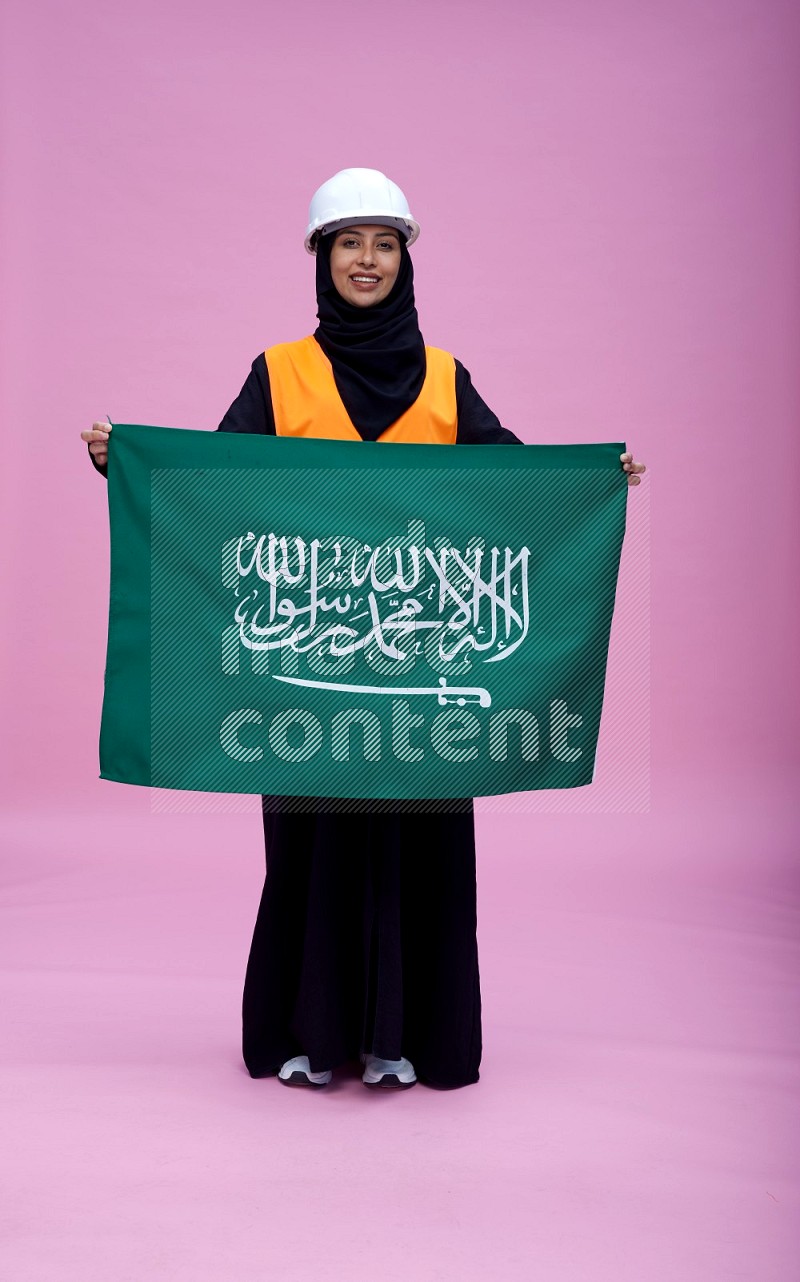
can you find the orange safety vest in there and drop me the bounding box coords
[264,334,457,443]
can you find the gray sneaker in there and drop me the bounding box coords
[278,1055,332,1088]
[360,1052,417,1089]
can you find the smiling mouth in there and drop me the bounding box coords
[350,275,381,286]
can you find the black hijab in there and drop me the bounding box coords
[313,231,427,442]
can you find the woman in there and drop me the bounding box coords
[83,168,646,1092]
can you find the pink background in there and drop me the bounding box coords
[1,0,798,1278]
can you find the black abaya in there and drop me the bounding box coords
[243,798,482,1087]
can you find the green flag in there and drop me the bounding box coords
[98,424,627,802]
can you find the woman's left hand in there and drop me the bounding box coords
[620,451,646,486]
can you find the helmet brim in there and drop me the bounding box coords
[305,215,420,255]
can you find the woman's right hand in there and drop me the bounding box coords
[81,420,112,468]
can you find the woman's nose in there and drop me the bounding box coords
[358,245,376,266]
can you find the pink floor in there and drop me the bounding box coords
[2,772,797,1280]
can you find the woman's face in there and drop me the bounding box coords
[328,225,402,307]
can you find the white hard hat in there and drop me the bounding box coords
[304,167,420,255]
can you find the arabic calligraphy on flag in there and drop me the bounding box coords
[229,520,530,697]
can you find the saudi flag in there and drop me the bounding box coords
[98,425,628,803]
